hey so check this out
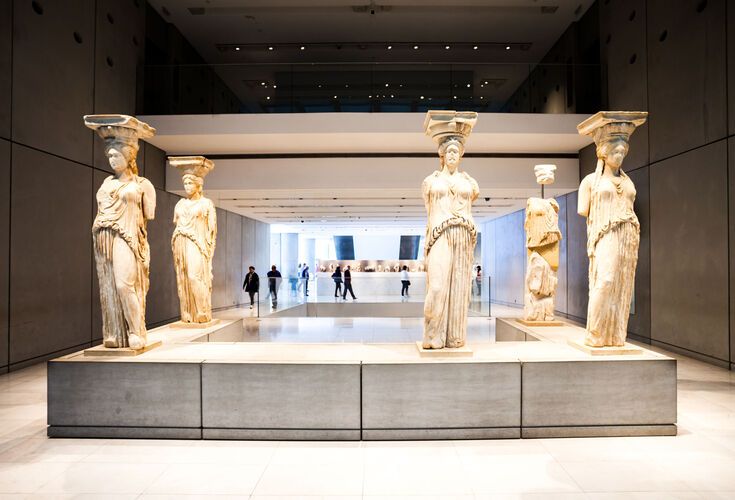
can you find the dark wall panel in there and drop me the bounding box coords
[226,211,243,306]
[729,0,735,135]
[142,141,166,191]
[9,145,92,364]
[627,166,651,339]
[647,0,727,162]
[565,191,589,321]
[146,189,179,326]
[0,0,11,140]
[650,140,729,361]
[554,195,568,315]
[579,143,597,179]
[212,208,228,309]
[90,169,109,343]
[12,0,95,165]
[0,140,10,367]
[493,210,525,306]
[599,0,649,171]
[728,139,735,364]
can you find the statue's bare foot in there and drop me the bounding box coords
[423,338,444,349]
[128,334,146,350]
[446,340,464,348]
[103,339,119,348]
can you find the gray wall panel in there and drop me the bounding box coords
[566,190,589,321]
[12,0,95,165]
[211,208,228,309]
[599,0,649,171]
[10,145,92,364]
[554,195,568,315]
[627,167,651,339]
[647,0,727,162]
[92,0,146,171]
[729,0,735,135]
[0,0,11,139]
[650,140,729,361]
[255,221,271,280]
[493,210,525,306]
[146,189,179,326]
[0,140,9,367]
[226,211,243,306]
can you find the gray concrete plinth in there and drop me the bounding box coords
[495,317,540,341]
[522,424,677,438]
[48,426,202,439]
[362,362,521,431]
[522,359,677,428]
[202,362,361,431]
[362,427,520,440]
[203,429,361,440]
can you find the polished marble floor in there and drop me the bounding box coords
[3,315,735,498]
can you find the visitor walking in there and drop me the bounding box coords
[242,266,260,309]
[475,265,482,296]
[342,265,357,300]
[267,265,281,307]
[301,264,310,296]
[331,266,343,298]
[400,265,410,297]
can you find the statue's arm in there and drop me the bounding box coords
[141,179,156,220]
[470,175,479,202]
[208,200,217,247]
[421,176,432,215]
[577,175,592,218]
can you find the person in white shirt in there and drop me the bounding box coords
[400,266,410,297]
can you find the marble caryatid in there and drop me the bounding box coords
[85,114,156,350]
[169,156,217,324]
[523,164,562,322]
[422,110,479,349]
[577,111,647,347]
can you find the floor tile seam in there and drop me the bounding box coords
[26,461,74,494]
[246,458,274,497]
[553,459,598,495]
[138,462,182,497]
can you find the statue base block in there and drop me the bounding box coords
[415,341,473,357]
[516,319,565,327]
[168,319,221,329]
[84,340,163,357]
[567,338,643,356]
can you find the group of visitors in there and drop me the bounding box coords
[242,263,311,309]
[330,265,357,300]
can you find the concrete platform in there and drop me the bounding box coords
[47,311,677,440]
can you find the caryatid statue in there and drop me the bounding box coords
[422,110,479,349]
[169,156,217,324]
[523,165,562,323]
[85,115,156,349]
[577,111,647,347]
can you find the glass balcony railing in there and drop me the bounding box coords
[140,62,602,115]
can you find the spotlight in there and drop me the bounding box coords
[445,45,450,50]
[266,96,270,100]
[473,45,478,50]
[300,46,305,50]
[466,83,471,87]
[261,82,266,86]
[413,45,419,50]
[506,45,511,50]
[387,45,392,50]
[235,47,240,51]
[268,46,274,50]
[333,95,337,98]
[453,95,457,99]
[420,95,425,99]
[385,83,389,87]
[273,85,277,88]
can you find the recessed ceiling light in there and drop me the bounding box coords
[369,95,372,98]
[466,83,471,87]
[261,82,266,86]
[300,46,305,50]
[235,47,240,51]
[480,96,484,100]
[473,45,478,50]
[345,84,349,88]
[413,45,419,50]
[387,45,392,49]
[273,85,277,88]
[385,83,389,87]
[506,45,511,50]
[420,95,424,99]
[445,45,450,49]
[333,95,337,98]
[390,94,394,98]
[266,96,270,100]
[268,46,274,50]
[318,84,322,88]
[453,95,457,99]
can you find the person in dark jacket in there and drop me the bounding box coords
[342,265,357,300]
[266,265,282,307]
[331,266,343,298]
[301,264,310,296]
[242,266,260,309]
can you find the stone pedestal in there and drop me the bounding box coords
[567,338,644,356]
[83,340,162,357]
[415,341,473,357]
